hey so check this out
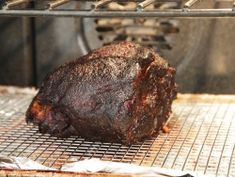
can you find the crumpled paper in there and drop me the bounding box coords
[61,158,208,177]
[0,155,210,177]
[0,155,55,170]
[61,159,206,177]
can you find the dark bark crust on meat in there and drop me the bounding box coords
[26,41,177,145]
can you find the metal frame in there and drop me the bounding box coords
[0,9,235,18]
[0,0,235,18]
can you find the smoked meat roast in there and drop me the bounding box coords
[26,41,177,145]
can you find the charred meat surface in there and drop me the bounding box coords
[26,41,177,145]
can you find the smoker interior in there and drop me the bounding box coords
[1,0,235,93]
[1,0,235,176]
[0,87,234,176]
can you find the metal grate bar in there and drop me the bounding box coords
[48,0,70,10]
[137,0,156,10]
[228,145,235,176]
[184,0,201,8]
[1,9,235,18]
[92,0,113,9]
[0,0,235,18]
[3,0,30,9]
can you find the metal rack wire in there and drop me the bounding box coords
[0,0,235,17]
[0,88,235,176]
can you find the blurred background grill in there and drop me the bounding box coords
[1,0,235,93]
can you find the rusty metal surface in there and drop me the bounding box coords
[0,169,131,177]
[0,87,235,176]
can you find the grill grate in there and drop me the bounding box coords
[0,88,235,176]
[0,0,235,18]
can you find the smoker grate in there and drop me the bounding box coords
[0,87,235,177]
[0,0,235,18]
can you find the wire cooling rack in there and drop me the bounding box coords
[0,87,234,177]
